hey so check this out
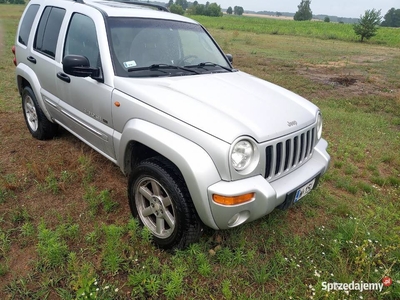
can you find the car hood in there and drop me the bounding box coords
[114,71,318,143]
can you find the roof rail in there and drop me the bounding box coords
[73,0,85,3]
[111,1,169,12]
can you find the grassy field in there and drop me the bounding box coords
[192,14,400,48]
[1,5,399,300]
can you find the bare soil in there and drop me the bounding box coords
[0,121,129,286]
[298,54,400,99]
[0,18,129,289]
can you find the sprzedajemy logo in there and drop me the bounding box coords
[321,277,393,293]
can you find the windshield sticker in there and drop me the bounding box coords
[123,60,137,68]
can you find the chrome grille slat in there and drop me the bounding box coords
[265,146,272,179]
[301,133,307,162]
[265,125,317,182]
[294,136,300,166]
[278,141,286,174]
[310,128,315,156]
[299,134,304,163]
[305,130,310,158]
[275,142,282,175]
[270,145,277,179]
[286,139,293,171]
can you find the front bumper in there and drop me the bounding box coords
[207,139,330,229]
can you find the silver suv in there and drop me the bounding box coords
[13,0,330,249]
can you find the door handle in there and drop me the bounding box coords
[57,72,71,83]
[27,56,36,64]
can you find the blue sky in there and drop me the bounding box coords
[195,0,398,18]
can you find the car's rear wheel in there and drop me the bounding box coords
[128,157,202,250]
[22,86,58,140]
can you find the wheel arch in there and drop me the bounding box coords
[17,75,32,95]
[124,141,160,176]
[16,63,52,121]
[116,119,221,230]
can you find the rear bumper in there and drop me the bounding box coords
[207,138,330,229]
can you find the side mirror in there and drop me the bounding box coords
[63,55,100,78]
[225,54,233,63]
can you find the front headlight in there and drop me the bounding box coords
[316,112,323,140]
[230,138,260,174]
[231,140,254,170]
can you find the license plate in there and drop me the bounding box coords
[294,178,315,203]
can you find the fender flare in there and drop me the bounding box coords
[16,63,53,121]
[115,119,221,230]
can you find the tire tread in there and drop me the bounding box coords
[22,86,58,140]
[128,156,203,250]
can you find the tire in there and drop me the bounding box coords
[22,86,58,140]
[128,157,202,250]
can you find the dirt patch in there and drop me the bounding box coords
[309,56,387,69]
[298,47,400,98]
[299,65,391,98]
[3,244,37,282]
[300,67,368,96]
[329,76,357,87]
[285,206,329,236]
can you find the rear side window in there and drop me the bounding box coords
[18,4,40,46]
[34,6,66,58]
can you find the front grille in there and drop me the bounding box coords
[265,126,316,181]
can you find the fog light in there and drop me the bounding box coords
[228,210,250,227]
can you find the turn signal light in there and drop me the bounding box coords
[12,45,17,66]
[213,193,255,205]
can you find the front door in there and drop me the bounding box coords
[56,12,115,160]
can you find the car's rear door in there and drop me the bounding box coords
[28,5,66,120]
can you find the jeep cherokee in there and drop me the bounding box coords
[13,0,330,249]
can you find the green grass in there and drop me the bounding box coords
[0,4,25,112]
[192,14,400,47]
[1,4,399,300]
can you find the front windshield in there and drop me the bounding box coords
[108,17,232,77]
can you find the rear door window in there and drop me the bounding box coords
[34,6,66,58]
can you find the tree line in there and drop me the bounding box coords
[168,0,223,17]
[381,8,400,27]
[0,0,25,4]
[167,1,245,17]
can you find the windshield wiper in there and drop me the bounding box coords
[185,62,234,72]
[127,64,200,74]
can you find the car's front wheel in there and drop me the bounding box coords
[22,86,58,140]
[128,157,202,250]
